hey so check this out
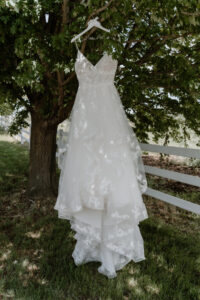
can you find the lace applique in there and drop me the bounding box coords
[54,48,148,278]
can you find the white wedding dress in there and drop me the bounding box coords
[54,45,149,278]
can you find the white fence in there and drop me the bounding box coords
[14,128,31,147]
[0,115,31,147]
[140,143,200,215]
[0,115,199,216]
[0,115,14,130]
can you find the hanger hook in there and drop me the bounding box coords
[87,17,100,28]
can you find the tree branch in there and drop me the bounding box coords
[36,48,55,81]
[180,11,200,16]
[62,71,76,86]
[128,32,194,45]
[86,0,114,22]
[57,70,64,107]
[54,0,70,111]
[61,0,70,31]
[135,32,193,66]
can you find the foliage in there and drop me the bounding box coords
[0,102,13,116]
[0,0,200,142]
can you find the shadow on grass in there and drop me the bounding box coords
[1,207,200,300]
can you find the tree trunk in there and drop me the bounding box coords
[27,111,58,198]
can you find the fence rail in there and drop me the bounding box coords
[140,142,200,159]
[144,165,200,188]
[145,187,200,214]
[140,143,200,215]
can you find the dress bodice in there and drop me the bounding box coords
[75,50,118,86]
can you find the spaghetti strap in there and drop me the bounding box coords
[74,40,80,52]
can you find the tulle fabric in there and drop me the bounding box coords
[54,50,148,278]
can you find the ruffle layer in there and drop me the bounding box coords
[54,196,148,278]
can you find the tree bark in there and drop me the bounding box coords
[27,110,58,198]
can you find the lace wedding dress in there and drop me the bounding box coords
[54,45,149,278]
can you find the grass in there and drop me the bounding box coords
[0,141,29,196]
[0,140,200,300]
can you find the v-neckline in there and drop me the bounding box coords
[77,49,107,68]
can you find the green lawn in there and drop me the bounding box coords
[0,141,29,195]
[0,140,200,300]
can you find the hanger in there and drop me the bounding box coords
[71,17,110,44]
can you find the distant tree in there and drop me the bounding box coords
[0,0,200,198]
[0,102,13,116]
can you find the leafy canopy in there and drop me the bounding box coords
[0,0,200,143]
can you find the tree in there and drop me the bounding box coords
[0,0,200,198]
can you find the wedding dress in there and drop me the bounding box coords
[54,43,149,278]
